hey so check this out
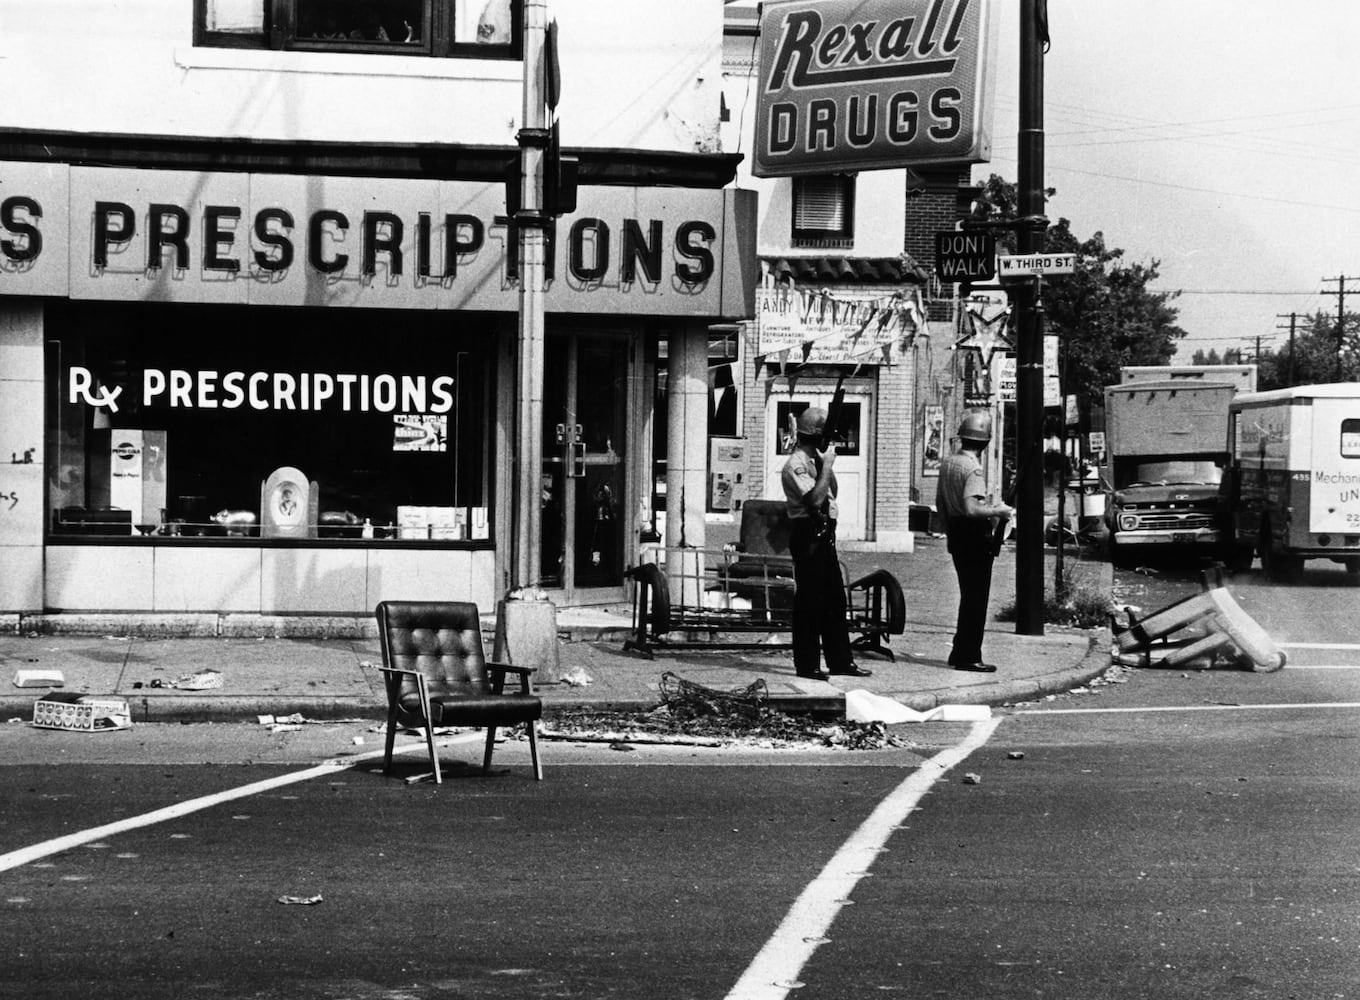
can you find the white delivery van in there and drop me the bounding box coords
[1224,383,1360,579]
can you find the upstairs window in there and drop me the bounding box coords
[791,174,855,249]
[195,0,521,58]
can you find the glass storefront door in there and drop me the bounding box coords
[540,332,630,603]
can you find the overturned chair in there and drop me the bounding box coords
[624,500,906,660]
[375,600,543,784]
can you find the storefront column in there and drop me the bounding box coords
[665,322,708,564]
[0,299,44,611]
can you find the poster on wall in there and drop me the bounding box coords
[923,404,944,474]
[393,414,447,452]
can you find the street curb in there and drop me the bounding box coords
[0,633,1113,725]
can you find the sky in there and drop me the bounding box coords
[982,0,1360,363]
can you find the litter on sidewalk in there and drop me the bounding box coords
[13,669,65,689]
[32,693,132,732]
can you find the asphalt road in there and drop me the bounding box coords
[3,564,1359,999]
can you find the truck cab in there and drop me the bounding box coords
[1106,457,1231,566]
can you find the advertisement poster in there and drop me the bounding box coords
[923,404,944,474]
[393,414,447,452]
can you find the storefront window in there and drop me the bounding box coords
[194,0,521,58]
[649,328,743,530]
[46,301,494,543]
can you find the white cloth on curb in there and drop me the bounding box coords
[844,689,991,724]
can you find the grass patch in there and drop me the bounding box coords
[996,562,1113,629]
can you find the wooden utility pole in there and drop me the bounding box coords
[1275,312,1297,386]
[1013,0,1049,636]
[1322,276,1354,383]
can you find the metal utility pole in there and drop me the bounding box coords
[512,0,550,589]
[1014,0,1049,636]
[1322,275,1354,383]
[1275,312,1297,386]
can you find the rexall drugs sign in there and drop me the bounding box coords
[753,0,999,177]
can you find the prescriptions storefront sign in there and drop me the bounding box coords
[0,161,754,316]
[753,0,998,177]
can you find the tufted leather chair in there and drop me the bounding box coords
[376,600,542,784]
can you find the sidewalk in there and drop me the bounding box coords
[0,536,1113,724]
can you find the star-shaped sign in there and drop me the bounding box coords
[951,303,1014,368]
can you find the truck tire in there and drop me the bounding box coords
[1259,523,1302,582]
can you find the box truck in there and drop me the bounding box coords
[1103,378,1246,568]
[1223,383,1360,580]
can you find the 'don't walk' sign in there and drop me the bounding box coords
[753,0,999,178]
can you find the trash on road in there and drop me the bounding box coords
[539,727,723,748]
[32,694,132,732]
[962,773,982,785]
[276,894,323,905]
[12,669,65,689]
[659,672,766,720]
[558,665,593,687]
[163,669,224,690]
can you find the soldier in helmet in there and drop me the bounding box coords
[935,410,1014,672]
[780,406,872,680]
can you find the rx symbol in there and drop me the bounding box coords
[69,366,123,412]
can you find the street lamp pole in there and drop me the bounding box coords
[1014,0,1048,635]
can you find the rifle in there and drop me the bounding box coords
[990,456,1018,557]
[818,373,847,451]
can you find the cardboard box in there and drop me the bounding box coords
[33,693,132,732]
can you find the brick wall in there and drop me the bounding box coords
[904,167,975,324]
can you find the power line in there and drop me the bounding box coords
[983,159,1360,215]
[1170,289,1322,296]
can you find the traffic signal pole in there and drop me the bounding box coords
[513,0,550,590]
[1014,0,1048,635]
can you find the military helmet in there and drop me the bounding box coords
[796,406,827,439]
[957,410,993,443]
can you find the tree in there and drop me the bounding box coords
[973,173,1188,403]
[1191,347,1244,365]
[1255,310,1360,389]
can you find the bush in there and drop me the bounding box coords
[996,563,1113,629]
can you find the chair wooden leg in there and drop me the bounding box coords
[417,675,441,785]
[383,701,399,775]
[483,726,498,773]
[526,721,543,781]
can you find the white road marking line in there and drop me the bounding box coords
[1280,642,1360,651]
[0,733,482,874]
[1285,664,1360,669]
[1015,701,1360,716]
[724,716,1002,1000]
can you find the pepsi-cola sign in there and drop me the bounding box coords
[753,0,998,177]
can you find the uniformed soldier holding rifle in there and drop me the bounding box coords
[935,411,1014,672]
[780,393,871,681]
